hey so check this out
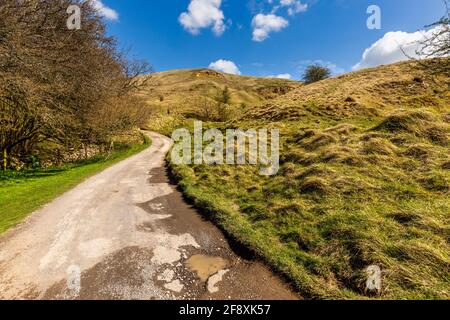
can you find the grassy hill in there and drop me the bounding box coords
[144,68,301,106]
[149,59,450,299]
[245,58,449,122]
[143,68,301,134]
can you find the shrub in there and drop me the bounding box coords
[302,64,332,84]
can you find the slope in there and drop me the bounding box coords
[157,59,450,299]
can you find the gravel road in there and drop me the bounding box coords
[0,132,297,300]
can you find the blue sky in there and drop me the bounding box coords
[98,0,446,79]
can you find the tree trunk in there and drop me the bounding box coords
[3,148,7,171]
[83,143,88,160]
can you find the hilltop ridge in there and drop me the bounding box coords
[244,59,449,122]
[143,68,301,112]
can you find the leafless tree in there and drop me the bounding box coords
[0,0,153,169]
[417,0,450,59]
[404,0,450,77]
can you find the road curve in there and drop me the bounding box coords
[0,132,297,300]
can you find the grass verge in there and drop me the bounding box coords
[168,162,348,299]
[0,133,151,234]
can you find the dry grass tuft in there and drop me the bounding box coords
[299,177,331,195]
[361,138,399,156]
[403,144,433,160]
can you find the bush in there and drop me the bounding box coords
[302,64,331,84]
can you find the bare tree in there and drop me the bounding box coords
[417,0,450,59]
[403,0,450,76]
[0,0,153,169]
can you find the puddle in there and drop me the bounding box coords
[185,255,228,282]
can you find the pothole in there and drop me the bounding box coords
[184,254,228,282]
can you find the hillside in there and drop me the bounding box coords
[244,58,449,122]
[144,68,301,107]
[143,69,301,134]
[151,59,450,299]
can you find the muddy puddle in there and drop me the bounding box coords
[185,254,228,282]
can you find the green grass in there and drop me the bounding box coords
[169,118,449,299]
[0,134,151,234]
[162,60,450,299]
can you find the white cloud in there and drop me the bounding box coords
[280,0,308,16]
[353,26,444,70]
[251,1,307,42]
[179,0,226,36]
[209,59,241,75]
[252,14,289,42]
[267,73,292,79]
[90,0,118,20]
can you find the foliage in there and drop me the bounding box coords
[0,0,152,170]
[302,64,332,84]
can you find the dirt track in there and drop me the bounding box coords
[0,132,297,300]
